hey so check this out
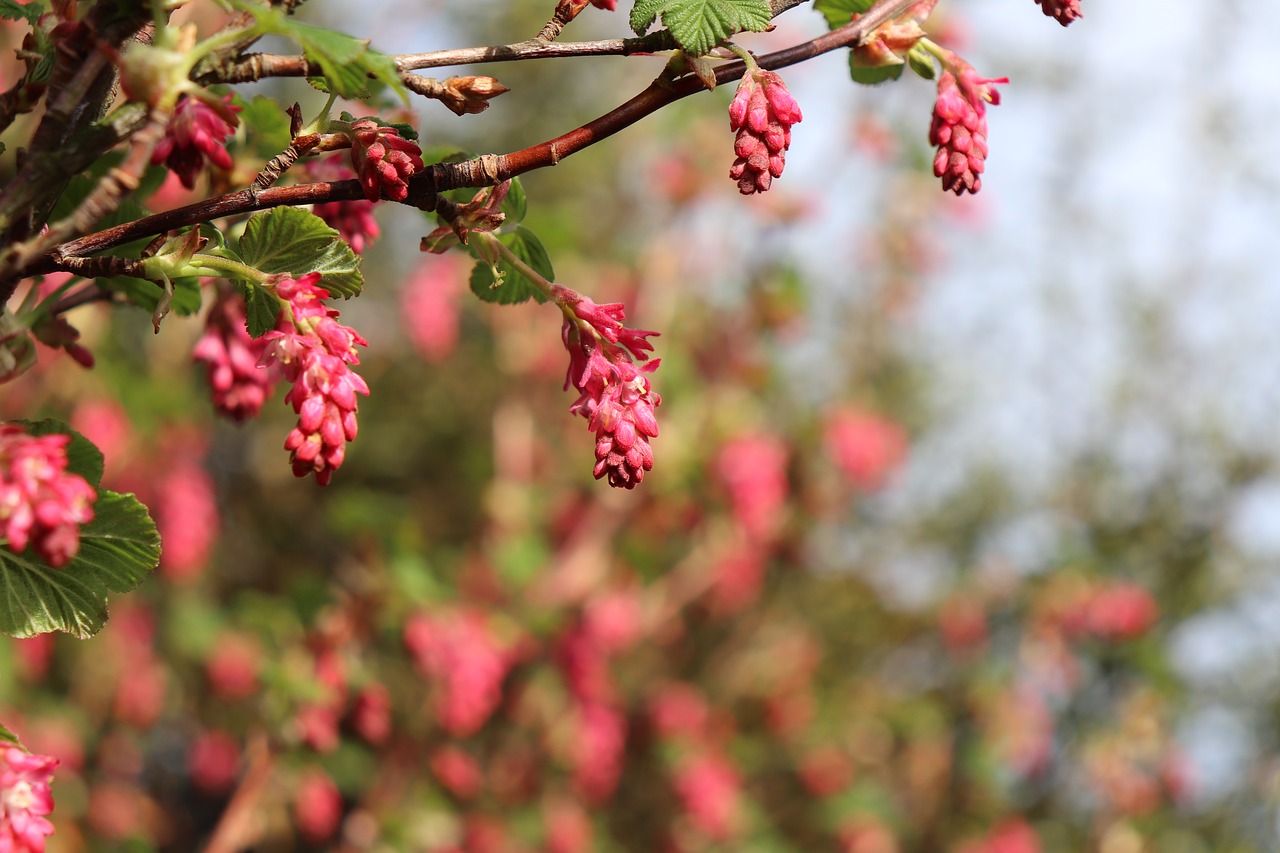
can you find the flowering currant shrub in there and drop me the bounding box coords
[0,0,1127,848]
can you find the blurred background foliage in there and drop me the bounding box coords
[2,0,1280,851]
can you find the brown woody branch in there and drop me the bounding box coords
[34,0,918,274]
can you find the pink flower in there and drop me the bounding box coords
[187,731,241,795]
[404,610,513,736]
[545,797,593,853]
[69,400,131,474]
[716,433,788,541]
[155,461,218,582]
[555,286,661,489]
[259,274,369,486]
[572,702,626,802]
[728,69,803,195]
[293,769,342,844]
[0,425,96,568]
[674,753,741,840]
[0,746,58,853]
[823,409,908,491]
[648,682,709,741]
[349,683,392,746]
[151,94,241,190]
[959,818,1041,853]
[591,0,617,9]
[1086,582,1158,641]
[400,258,464,362]
[1035,0,1081,26]
[929,66,1007,195]
[347,118,424,203]
[192,288,278,422]
[204,633,260,700]
[303,158,381,254]
[429,746,481,799]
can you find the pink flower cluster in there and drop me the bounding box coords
[0,746,58,853]
[347,118,424,203]
[193,289,277,422]
[929,66,1007,195]
[556,287,661,489]
[1035,0,1081,26]
[259,274,369,486]
[674,753,742,841]
[0,425,96,568]
[151,94,241,190]
[728,69,803,195]
[716,433,789,542]
[404,609,514,737]
[303,158,381,254]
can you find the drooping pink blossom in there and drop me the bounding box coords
[929,65,1007,195]
[430,746,482,799]
[648,682,709,741]
[1035,0,1081,26]
[674,753,742,841]
[401,257,464,362]
[728,69,803,195]
[347,118,424,203]
[349,683,392,746]
[303,158,381,254]
[715,433,788,541]
[193,289,278,422]
[204,633,260,700]
[69,400,131,473]
[823,408,908,491]
[404,609,513,736]
[259,274,369,486]
[187,731,241,795]
[571,702,626,803]
[0,746,58,853]
[556,623,614,705]
[155,460,218,582]
[544,797,594,853]
[151,94,241,190]
[293,769,343,844]
[0,424,96,568]
[958,818,1041,853]
[555,286,661,489]
[1085,582,1158,641]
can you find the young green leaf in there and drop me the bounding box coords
[907,42,937,80]
[468,226,553,306]
[0,490,161,640]
[238,280,282,339]
[0,721,21,750]
[237,207,363,298]
[0,0,43,24]
[630,0,772,56]
[98,276,203,317]
[233,95,294,157]
[813,0,875,29]
[850,57,905,85]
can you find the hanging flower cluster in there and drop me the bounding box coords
[1035,0,1082,26]
[554,286,661,489]
[259,274,369,486]
[0,425,96,568]
[929,64,1007,195]
[347,118,425,203]
[303,158,381,254]
[151,94,241,190]
[192,287,278,422]
[0,746,59,853]
[728,69,803,195]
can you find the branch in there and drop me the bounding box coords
[36,0,918,269]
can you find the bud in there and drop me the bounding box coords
[728,69,803,195]
[1035,0,1082,26]
[928,65,1007,195]
[151,94,242,190]
[439,75,511,116]
[347,118,424,203]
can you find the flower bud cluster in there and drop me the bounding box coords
[404,609,515,737]
[1035,0,1082,26]
[929,66,1007,195]
[0,746,59,853]
[728,70,803,195]
[303,159,381,254]
[259,274,369,486]
[347,118,424,203]
[554,287,660,489]
[0,425,96,568]
[192,288,278,422]
[151,94,241,190]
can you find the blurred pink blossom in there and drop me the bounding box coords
[401,258,465,362]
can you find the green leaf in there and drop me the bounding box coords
[17,419,103,488]
[0,0,42,24]
[0,491,160,639]
[338,111,418,141]
[239,280,281,339]
[630,0,772,56]
[502,176,527,225]
[236,207,363,298]
[99,276,203,317]
[468,226,553,306]
[0,721,21,749]
[234,95,294,157]
[850,56,904,85]
[906,42,937,80]
[813,0,874,29]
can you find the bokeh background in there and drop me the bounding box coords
[3,0,1280,850]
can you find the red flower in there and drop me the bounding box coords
[0,746,59,853]
[192,288,278,422]
[1035,0,1081,26]
[303,158,381,253]
[728,69,803,195]
[347,118,424,202]
[151,94,240,190]
[555,287,661,489]
[0,425,96,567]
[929,66,1007,195]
